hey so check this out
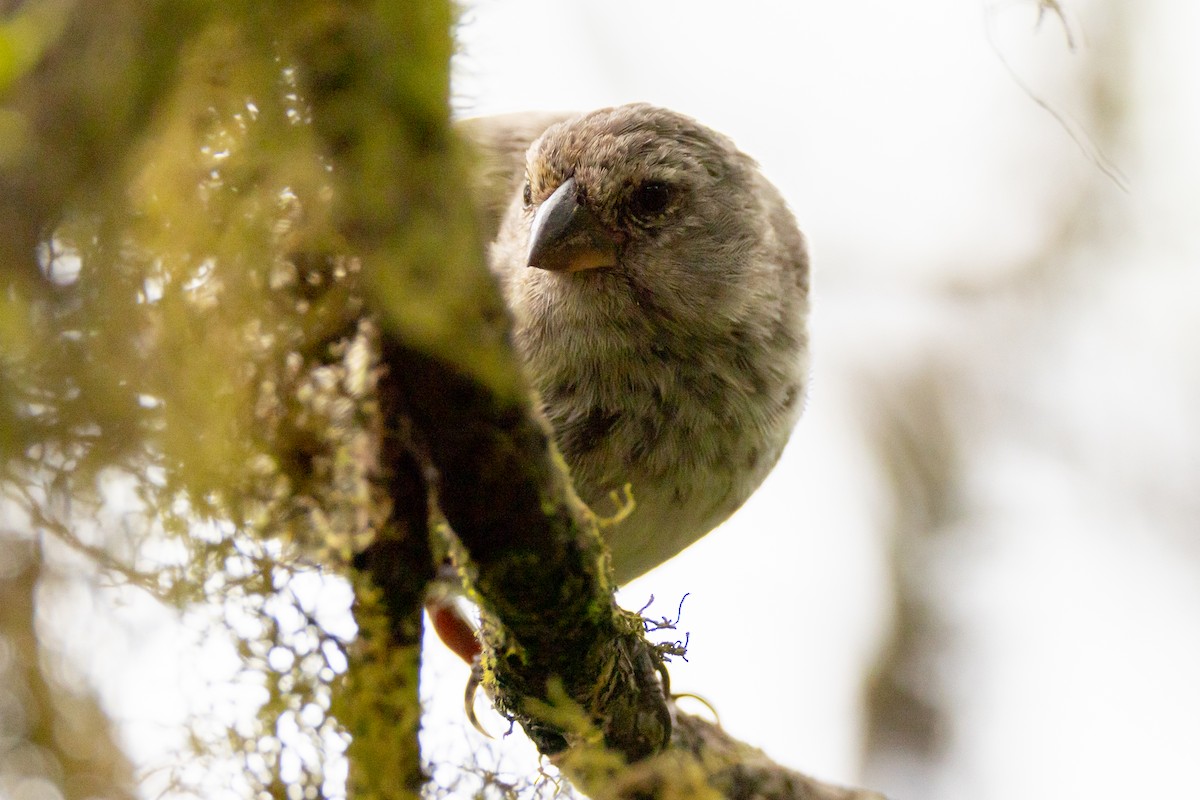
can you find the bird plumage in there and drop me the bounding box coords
[462,103,809,585]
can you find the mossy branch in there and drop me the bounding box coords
[281,0,672,773]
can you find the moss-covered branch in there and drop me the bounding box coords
[279,0,676,775]
[335,425,433,798]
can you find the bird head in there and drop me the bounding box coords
[493,103,801,339]
[521,103,744,273]
[479,104,810,584]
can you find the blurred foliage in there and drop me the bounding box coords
[0,0,68,167]
[0,535,137,800]
[0,3,430,798]
[2,16,380,580]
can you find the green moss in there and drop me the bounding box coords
[332,577,424,800]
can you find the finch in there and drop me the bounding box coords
[467,103,809,583]
[435,105,809,662]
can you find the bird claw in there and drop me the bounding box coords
[655,658,672,698]
[654,648,721,729]
[464,656,495,739]
[668,690,722,728]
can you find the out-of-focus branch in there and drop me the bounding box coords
[333,344,437,799]
[668,713,885,800]
[552,710,890,800]
[0,535,136,800]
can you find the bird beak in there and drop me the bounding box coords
[526,176,619,272]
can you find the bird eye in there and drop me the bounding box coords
[627,181,672,223]
[522,180,533,207]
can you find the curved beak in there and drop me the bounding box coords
[526,177,619,272]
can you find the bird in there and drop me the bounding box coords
[435,103,809,660]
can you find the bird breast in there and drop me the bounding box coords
[513,271,803,585]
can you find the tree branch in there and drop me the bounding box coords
[0,535,137,800]
[282,0,673,771]
[336,415,433,799]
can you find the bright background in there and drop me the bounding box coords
[26,2,1198,799]
[426,1,1200,798]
